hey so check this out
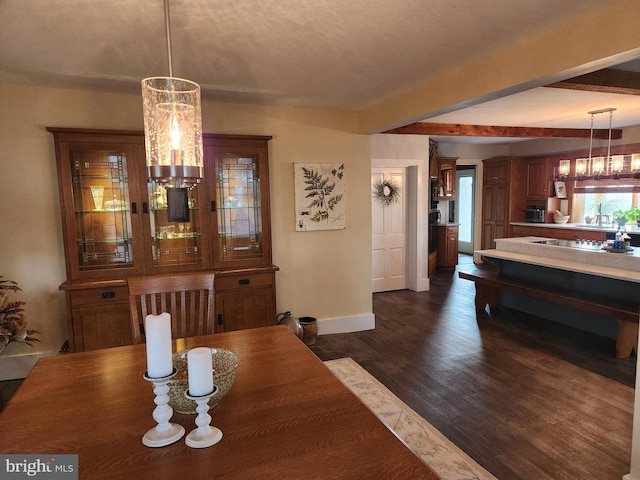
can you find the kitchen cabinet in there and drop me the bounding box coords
[511,225,606,242]
[525,158,548,201]
[482,183,509,249]
[49,128,278,352]
[484,159,510,184]
[429,139,439,178]
[438,157,457,199]
[436,224,459,267]
[481,157,526,249]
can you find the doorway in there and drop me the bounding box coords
[455,167,475,254]
[371,167,408,292]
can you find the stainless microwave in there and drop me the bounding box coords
[524,207,545,223]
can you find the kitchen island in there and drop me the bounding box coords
[483,236,640,283]
[461,236,640,357]
[511,222,640,246]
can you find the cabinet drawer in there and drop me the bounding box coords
[69,286,129,306]
[215,272,273,291]
[512,226,533,237]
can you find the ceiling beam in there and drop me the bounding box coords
[383,122,622,139]
[546,68,640,95]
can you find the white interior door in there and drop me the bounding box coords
[372,168,407,292]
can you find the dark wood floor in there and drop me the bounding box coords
[310,254,636,480]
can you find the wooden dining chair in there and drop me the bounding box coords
[127,272,215,344]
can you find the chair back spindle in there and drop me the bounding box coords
[127,272,215,344]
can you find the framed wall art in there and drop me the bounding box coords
[294,163,345,231]
[554,181,567,198]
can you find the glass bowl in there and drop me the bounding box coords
[168,348,239,414]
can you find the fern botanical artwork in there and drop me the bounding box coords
[294,163,345,231]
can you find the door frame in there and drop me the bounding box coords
[371,167,408,293]
[456,166,476,254]
[372,158,429,292]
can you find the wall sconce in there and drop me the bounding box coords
[558,159,570,177]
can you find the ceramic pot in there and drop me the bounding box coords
[277,311,304,340]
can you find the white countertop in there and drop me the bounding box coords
[511,222,640,234]
[477,236,640,283]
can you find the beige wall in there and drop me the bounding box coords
[0,83,371,360]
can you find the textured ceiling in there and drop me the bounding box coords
[2,0,639,143]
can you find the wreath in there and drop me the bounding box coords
[373,178,401,206]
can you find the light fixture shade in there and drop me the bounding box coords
[591,156,605,175]
[558,159,570,176]
[611,155,625,173]
[632,154,640,172]
[141,76,203,186]
[575,158,588,176]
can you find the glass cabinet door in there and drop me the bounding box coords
[206,136,272,269]
[146,181,209,271]
[66,146,141,278]
[217,156,263,261]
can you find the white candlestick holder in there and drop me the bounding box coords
[142,369,185,447]
[184,387,223,448]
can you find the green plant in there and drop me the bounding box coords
[624,207,640,222]
[612,208,640,223]
[0,276,41,354]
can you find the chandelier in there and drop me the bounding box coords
[557,108,640,180]
[141,0,203,191]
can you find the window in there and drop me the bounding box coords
[574,191,636,224]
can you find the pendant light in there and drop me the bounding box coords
[141,0,203,190]
[587,108,615,178]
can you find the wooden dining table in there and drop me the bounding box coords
[0,325,440,479]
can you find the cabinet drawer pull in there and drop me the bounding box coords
[131,202,137,214]
[217,314,223,325]
[143,202,149,214]
[211,201,216,212]
[101,291,116,299]
[239,278,250,285]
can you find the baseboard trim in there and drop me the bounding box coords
[317,313,375,335]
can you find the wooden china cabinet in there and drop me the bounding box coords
[49,128,278,352]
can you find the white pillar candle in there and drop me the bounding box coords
[187,347,213,396]
[145,313,173,378]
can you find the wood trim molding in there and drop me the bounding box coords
[383,122,622,139]
[546,69,640,96]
